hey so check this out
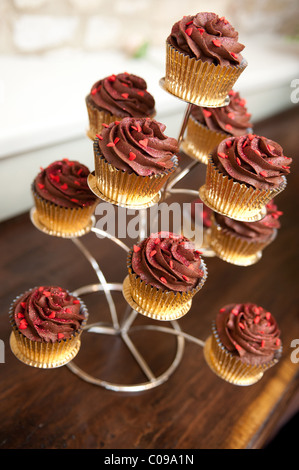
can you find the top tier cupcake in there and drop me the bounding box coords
[164,12,247,106]
[86,72,156,140]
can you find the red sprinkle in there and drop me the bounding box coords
[154,238,160,244]
[230,52,238,59]
[102,123,109,128]
[239,99,246,107]
[265,312,271,320]
[60,183,68,190]
[108,74,116,82]
[129,151,136,161]
[48,312,56,319]
[57,333,65,340]
[197,28,205,35]
[71,198,79,203]
[43,291,51,297]
[139,138,148,148]
[203,109,212,118]
[160,277,167,283]
[121,93,129,99]
[226,140,232,148]
[212,39,222,47]
[20,302,27,309]
[114,137,120,144]
[219,308,226,313]
[150,250,157,257]
[107,142,115,147]
[182,275,189,282]
[17,312,25,319]
[133,245,140,252]
[37,183,45,189]
[260,171,268,177]
[19,319,28,329]
[267,144,275,153]
[73,299,80,304]
[254,316,260,324]
[247,133,255,140]
[91,88,97,95]
[74,181,80,186]
[185,27,193,36]
[261,340,265,348]
[276,338,280,346]
[218,152,227,159]
[77,168,83,176]
[225,124,233,131]
[236,157,241,166]
[96,134,103,140]
[169,260,173,268]
[239,322,245,330]
[137,91,144,97]
[227,112,235,119]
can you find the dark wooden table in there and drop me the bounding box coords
[0,106,299,450]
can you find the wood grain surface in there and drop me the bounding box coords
[0,106,298,450]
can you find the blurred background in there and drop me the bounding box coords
[0,0,299,221]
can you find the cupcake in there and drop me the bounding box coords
[204,303,282,385]
[32,159,97,237]
[181,198,214,255]
[165,12,247,106]
[123,231,208,321]
[210,200,282,265]
[181,90,253,164]
[86,72,156,140]
[92,117,179,208]
[9,285,88,368]
[199,134,292,221]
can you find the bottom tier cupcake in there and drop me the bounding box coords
[204,303,282,385]
[123,232,208,321]
[9,285,88,368]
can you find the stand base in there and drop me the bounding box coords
[67,283,185,392]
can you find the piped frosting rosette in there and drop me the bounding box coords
[165,12,247,106]
[123,232,208,321]
[32,159,97,237]
[204,303,282,385]
[93,117,179,207]
[86,73,156,140]
[182,90,253,164]
[9,285,88,368]
[200,134,291,221]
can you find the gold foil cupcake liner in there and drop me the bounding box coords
[203,324,281,386]
[181,117,227,165]
[210,216,277,266]
[9,290,89,369]
[123,249,208,321]
[93,141,178,208]
[32,186,97,238]
[164,42,247,107]
[199,157,287,222]
[86,97,156,141]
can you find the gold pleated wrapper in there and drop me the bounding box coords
[210,215,277,266]
[123,249,208,321]
[9,290,89,369]
[181,117,227,165]
[93,140,178,207]
[86,97,156,141]
[32,186,97,238]
[204,324,282,386]
[164,42,247,107]
[199,156,287,222]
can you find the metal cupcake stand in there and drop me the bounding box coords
[30,80,229,393]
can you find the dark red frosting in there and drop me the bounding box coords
[131,232,205,292]
[214,200,282,242]
[167,12,245,66]
[215,303,281,365]
[12,286,86,343]
[87,72,155,118]
[96,117,179,176]
[34,159,97,208]
[211,134,292,190]
[191,90,253,136]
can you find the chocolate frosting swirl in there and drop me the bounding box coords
[211,134,292,190]
[96,117,179,176]
[131,232,205,292]
[214,200,282,242]
[12,286,86,343]
[216,303,281,365]
[34,159,97,208]
[191,90,253,136]
[87,72,155,118]
[167,12,245,66]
